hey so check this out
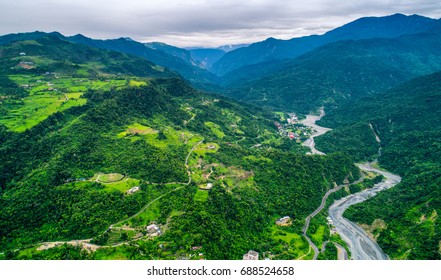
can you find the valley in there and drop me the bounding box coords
[1,12,440,261]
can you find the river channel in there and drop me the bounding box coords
[301,109,401,260]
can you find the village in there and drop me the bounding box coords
[273,112,314,142]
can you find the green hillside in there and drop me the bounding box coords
[0,37,360,260]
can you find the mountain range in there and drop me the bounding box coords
[0,12,440,260]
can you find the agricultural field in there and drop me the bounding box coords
[0,74,136,132]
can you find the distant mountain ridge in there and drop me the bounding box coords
[0,31,219,89]
[223,32,441,113]
[212,13,441,76]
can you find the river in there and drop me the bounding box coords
[328,162,401,260]
[300,107,331,155]
[301,109,402,260]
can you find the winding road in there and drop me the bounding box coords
[301,109,401,260]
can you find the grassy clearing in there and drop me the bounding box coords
[117,123,158,138]
[193,189,209,203]
[97,173,125,183]
[270,225,310,259]
[204,122,225,139]
[193,142,219,156]
[129,80,147,87]
[101,178,140,193]
[120,199,162,227]
[311,225,326,246]
[117,120,202,151]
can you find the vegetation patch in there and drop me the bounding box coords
[117,123,159,138]
[193,189,209,203]
[204,122,225,139]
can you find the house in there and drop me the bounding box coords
[146,224,161,236]
[243,250,259,260]
[276,216,292,226]
[326,217,333,225]
[207,145,216,150]
[126,186,140,195]
[200,183,213,190]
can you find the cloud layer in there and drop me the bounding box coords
[1,0,440,47]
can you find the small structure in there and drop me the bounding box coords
[19,52,26,56]
[200,183,213,190]
[207,145,216,150]
[146,224,161,236]
[191,246,202,251]
[276,216,292,226]
[326,217,333,225]
[243,250,259,260]
[126,186,140,195]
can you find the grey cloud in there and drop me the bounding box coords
[0,0,440,47]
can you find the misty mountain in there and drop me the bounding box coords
[212,13,441,76]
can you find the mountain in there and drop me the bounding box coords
[145,42,195,66]
[0,31,218,89]
[315,71,441,259]
[222,32,441,113]
[187,48,226,69]
[212,14,441,76]
[187,44,250,70]
[0,35,360,260]
[66,34,219,88]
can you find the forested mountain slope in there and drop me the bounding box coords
[223,33,441,114]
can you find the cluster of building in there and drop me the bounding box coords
[274,114,302,140]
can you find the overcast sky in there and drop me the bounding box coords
[0,0,440,47]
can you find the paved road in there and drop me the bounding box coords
[302,176,365,260]
[328,162,401,260]
[334,243,348,260]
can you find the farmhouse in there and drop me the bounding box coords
[146,224,161,236]
[199,183,213,190]
[276,216,292,226]
[243,250,259,260]
[126,186,140,195]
